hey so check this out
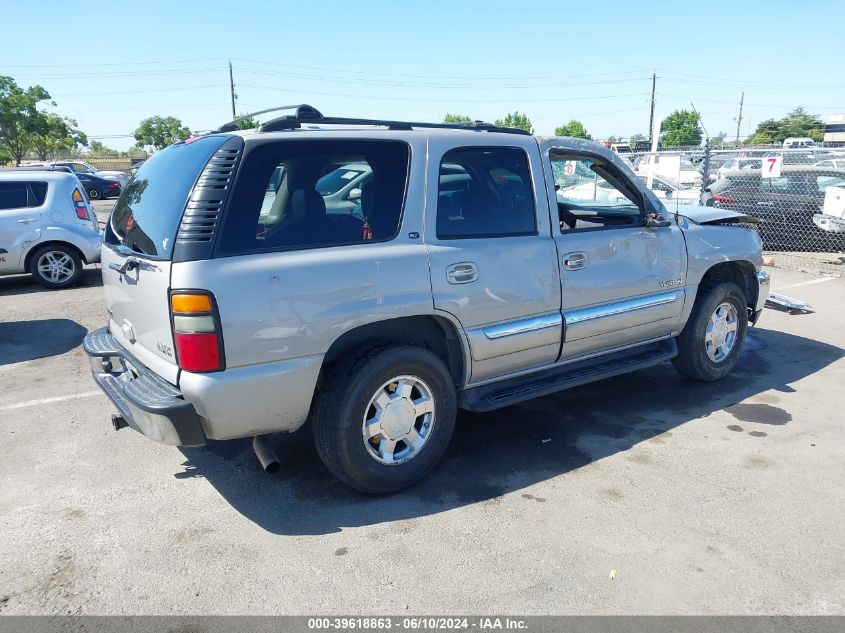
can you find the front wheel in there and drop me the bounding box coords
[673,281,748,382]
[312,344,457,494]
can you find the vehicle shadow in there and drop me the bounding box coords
[0,267,102,298]
[0,318,88,366]
[177,328,843,535]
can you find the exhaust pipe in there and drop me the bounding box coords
[252,435,280,474]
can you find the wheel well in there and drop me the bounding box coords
[24,241,86,271]
[319,316,466,387]
[699,261,757,309]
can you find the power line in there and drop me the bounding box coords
[1,57,225,68]
[233,58,654,82]
[237,83,651,104]
[236,66,653,90]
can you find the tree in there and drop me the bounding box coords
[629,133,646,146]
[88,140,120,156]
[495,111,534,133]
[746,107,824,145]
[554,119,591,139]
[660,109,702,147]
[133,115,191,151]
[235,114,259,130]
[31,113,87,160]
[0,76,53,164]
[444,113,472,124]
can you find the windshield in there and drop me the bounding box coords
[316,165,367,196]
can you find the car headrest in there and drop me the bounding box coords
[290,188,326,218]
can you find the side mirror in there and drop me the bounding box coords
[645,215,672,229]
[348,188,362,201]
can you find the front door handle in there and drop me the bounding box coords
[563,252,587,271]
[17,217,38,224]
[446,262,478,284]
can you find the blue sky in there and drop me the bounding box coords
[3,0,844,150]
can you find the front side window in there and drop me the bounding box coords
[551,154,641,231]
[218,140,409,255]
[435,146,536,239]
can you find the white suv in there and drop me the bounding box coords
[0,171,101,288]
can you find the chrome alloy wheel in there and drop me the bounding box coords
[37,251,76,284]
[705,301,739,362]
[362,375,435,465]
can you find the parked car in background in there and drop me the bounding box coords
[783,137,816,148]
[638,174,701,204]
[25,160,130,188]
[702,166,845,251]
[0,171,101,288]
[763,150,819,165]
[610,143,631,155]
[815,158,845,170]
[75,172,122,200]
[82,108,767,493]
[716,157,763,181]
[634,154,702,184]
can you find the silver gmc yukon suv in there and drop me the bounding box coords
[84,105,769,493]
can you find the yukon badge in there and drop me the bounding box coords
[659,279,682,288]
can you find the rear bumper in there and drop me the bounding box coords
[83,327,206,446]
[78,229,102,264]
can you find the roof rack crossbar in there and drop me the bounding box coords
[216,104,323,133]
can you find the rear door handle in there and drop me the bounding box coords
[17,217,38,224]
[563,252,587,271]
[446,262,478,284]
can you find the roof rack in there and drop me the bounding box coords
[215,104,531,136]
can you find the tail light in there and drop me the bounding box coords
[170,291,225,372]
[109,182,119,188]
[72,189,90,220]
[713,193,737,205]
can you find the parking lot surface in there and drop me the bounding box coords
[1,256,843,615]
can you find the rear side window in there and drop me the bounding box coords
[218,140,409,255]
[0,182,28,210]
[106,135,230,258]
[436,146,536,239]
[30,182,48,206]
[0,181,47,209]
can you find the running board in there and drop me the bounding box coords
[459,339,678,412]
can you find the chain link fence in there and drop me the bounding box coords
[624,146,845,276]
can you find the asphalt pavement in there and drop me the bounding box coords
[0,258,843,615]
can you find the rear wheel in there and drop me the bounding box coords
[29,244,82,289]
[312,344,457,493]
[673,281,748,382]
[87,188,101,200]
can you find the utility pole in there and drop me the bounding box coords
[734,91,744,144]
[229,60,237,120]
[648,72,656,141]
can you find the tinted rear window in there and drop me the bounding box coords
[217,140,409,255]
[106,135,229,258]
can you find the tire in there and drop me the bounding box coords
[29,244,83,289]
[87,188,101,200]
[312,344,457,494]
[672,281,748,382]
